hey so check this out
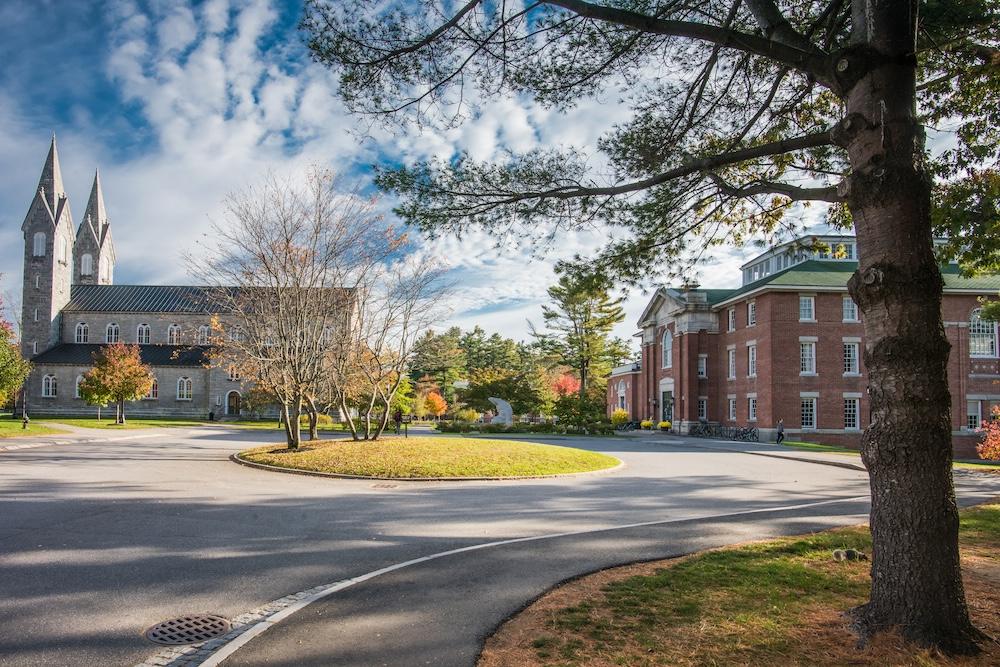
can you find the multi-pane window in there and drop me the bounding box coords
[42,374,57,397]
[167,324,181,345]
[747,301,756,326]
[106,323,119,343]
[799,295,816,321]
[800,342,816,374]
[970,309,998,357]
[727,349,736,379]
[176,377,193,401]
[197,325,210,345]
[136,324,150,345]
[697,355,707,378]
[748,345,757,377]
[728,398,737,420]
[843,343,860,374]
[75,375,83,399]
[662,331,672,369]
[844,398,860,430]
[617,381,626,410]
[801,397,817,429]
[967,401,982,430]
[697,398,707,420]
[843,298,859,322]
[75,322,88,343]
[32,232,45,257]
[144,379,158,400]
[228,365,241,381]
[748,397,758,421]
[727,308,736,332]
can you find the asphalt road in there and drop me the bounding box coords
[0,427,996,666]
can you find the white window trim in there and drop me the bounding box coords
[697,354,708,378]
[727,348,736,380]
[966,400,982,431]
[799,294,817,322]
[799,341,817,376]
[843,397,861,431]
[842,297,859,323]
[843,342,861,377]
[747,301,756,327]
[748,396,758,422]
[74,375,83,399]
[661,330,673,369]
[747,344,757,378]
[969,308,999,359]
[41,374,57,398]
[727,308,736,332]
[176,377,193,401]
[800,396,817,430]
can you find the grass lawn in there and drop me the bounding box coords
[35,417,211,430]
[238,436,620,478]
[781,440,1000,473]
[480,503,1000,667]
[0,418,65,439]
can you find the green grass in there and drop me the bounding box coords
[781,440,1000,472]
[0,418,65,439]
[507,504,1000,667]
[238,436,620,478]
[36,417,209,430]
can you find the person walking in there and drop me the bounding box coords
[776,418,785,444]
[393,409,403,435]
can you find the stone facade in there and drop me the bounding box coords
[609,236,1000,457]
[16,137,256,420]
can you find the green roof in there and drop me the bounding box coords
[710,260,1000,306]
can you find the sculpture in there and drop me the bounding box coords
[488,397,513,426]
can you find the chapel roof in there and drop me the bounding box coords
[31,344,212,367]
[64,284,221,313]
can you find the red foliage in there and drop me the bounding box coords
[977,406,1000,460]
[552,374,581,397]
[425,391,448,417]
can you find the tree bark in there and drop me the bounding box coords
[844,0,983,653]
[304,394,320,441]
[283,397,302,450]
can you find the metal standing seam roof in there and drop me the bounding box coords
[30,344,213,367]
[64,285,221,313]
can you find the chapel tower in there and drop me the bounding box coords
[21,135,75,358]
[73,169,116,285]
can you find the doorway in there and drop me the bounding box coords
[226,391,241,416]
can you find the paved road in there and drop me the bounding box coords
[0,428,996,666]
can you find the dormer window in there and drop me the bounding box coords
[32,232,45,257]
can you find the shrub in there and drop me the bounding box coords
[455,408,480,423]
[977,407,1000,460]
[640,420,654,430]
[299,413,334,426]
[659,420,672,430]
[436,420,474,433]
[528,423,555,433]
[610,408,629,427]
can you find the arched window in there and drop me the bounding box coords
[32,232,45,257]
[80,253,93,276]
[228,327,243,343]
[75,375,84,399]
[662,331,673,369]
[60,236,69,263]
[75,322,89,343]
[42,374,57,397]
[136,324,150,345]
[144,378,158,400]
[970,309,998,357]
[106,323,119,343]
[197,325,210,345]
[167,324,181,345]
[228,365,241,381]
[176,377,193,400]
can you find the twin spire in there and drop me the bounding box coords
[34,133,112,247]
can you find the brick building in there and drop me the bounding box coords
[608,236,1000,457]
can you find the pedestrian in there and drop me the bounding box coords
[393,409,403,435]
[22,414,29,430]
[776,418,785,444]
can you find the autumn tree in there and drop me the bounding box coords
[303,0,1000,653]
[78,344,154,424]
[0,312,30,409]
[425,390,448,418]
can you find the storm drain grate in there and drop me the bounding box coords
[371,483,398,489]
[145,615,231,645]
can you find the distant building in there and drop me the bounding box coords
[17,137,250,419]
[608,236,1000,457]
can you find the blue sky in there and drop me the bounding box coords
[0,0,799,344]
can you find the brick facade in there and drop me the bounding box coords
[608,237,1000,458]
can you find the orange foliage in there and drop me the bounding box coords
[425,391,448,417]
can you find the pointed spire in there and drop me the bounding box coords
[36,133,66,212]
[80,169,108,241]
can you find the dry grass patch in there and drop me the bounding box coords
[480,503,1000,667]
[238,436,620,478]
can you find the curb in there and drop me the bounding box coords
[645,438,867,472]
[229,452,625,482]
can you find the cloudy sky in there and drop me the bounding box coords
[0,0,827,347]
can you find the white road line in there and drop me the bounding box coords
[164,494,870,667]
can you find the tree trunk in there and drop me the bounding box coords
[283,398,302,450]
[339,394,360,441]
[843,0,982,653]
[119,399,126,424]
[304,394,319,441]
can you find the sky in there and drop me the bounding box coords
[0,0,828,349]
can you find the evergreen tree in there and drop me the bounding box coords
[532,272,626,399]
